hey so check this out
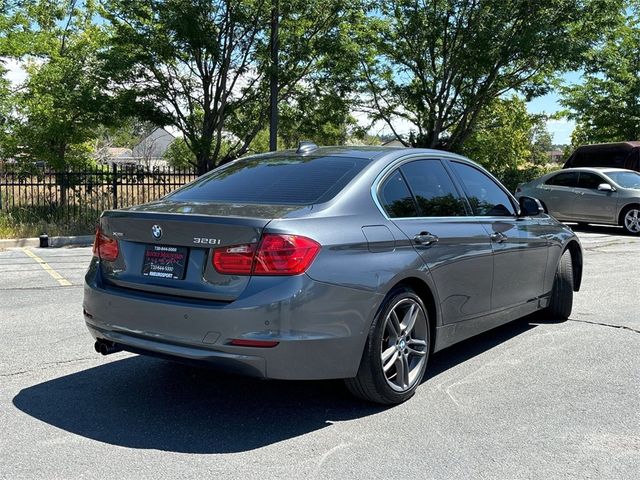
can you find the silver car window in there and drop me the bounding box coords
[577,172,605,189]
[545,172,579,187]
[450,162,516,216]
[379,170,419,218]
[400,160,467,217]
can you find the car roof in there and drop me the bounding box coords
[573,141,640,151]
[247,145,466,163]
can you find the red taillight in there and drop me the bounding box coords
[212,243,256,275]
[212,234,320,276]
[254,234,321,275]
[92,226,119,262]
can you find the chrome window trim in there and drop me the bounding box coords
[371,152,517,221]
[372,153,460,221]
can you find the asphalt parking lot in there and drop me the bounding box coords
[1,225,638,480]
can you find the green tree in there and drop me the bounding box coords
[2,1,123,203]
[461,96,557,191]
[561,6,640,143]
[102,0,361,174]
[163,137,197,168]
[359,0,623,151]
[530,119,554,165]
[461,96,533,172]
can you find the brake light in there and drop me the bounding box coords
[212,243,256,275]
[212,234,320,276]
[92,226,119,262]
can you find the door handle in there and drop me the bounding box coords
[490,232,507,243]
[414,232,439,246]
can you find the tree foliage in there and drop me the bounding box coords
[561,5,640,144]
[460,96,558,191]
[359,0,623,151]
[2,1,121,170]
[102,0,361,174]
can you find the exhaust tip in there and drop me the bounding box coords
[94,339,121,356]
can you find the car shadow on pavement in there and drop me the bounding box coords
[13,315,549,454]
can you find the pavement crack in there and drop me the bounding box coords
[0,356,97,378]
[568,319,640,334]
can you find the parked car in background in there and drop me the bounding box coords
[85,145,583,404]
[516,167,640,235]
[563,141,640,172]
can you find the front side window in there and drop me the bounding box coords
[545,172,579,187]
[450,162,516,216]
[400,160,467,216]
[379,170,418,218]
[577,172,605,189]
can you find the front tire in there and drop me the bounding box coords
[545,250,574,320]
[345,287,430,404]
[621,206,640,235]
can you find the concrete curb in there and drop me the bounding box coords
[0,235,94,249]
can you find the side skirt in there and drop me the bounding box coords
[433,299,544,353]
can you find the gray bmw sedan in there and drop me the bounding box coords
[84,145,583,404]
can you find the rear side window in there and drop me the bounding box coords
[546,172,579,187]
[577,172,605,189]
[400,160,467,216]
[168,155,368,205]
[379,170,418,218]
[450,162,516,216]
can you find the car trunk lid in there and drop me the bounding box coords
[96,201,304,301]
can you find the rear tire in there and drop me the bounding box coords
[545,250,574,320]
[344,287,430,404]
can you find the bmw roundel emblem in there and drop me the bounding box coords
[151,224,162,240]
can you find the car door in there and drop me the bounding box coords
[378,158,494,324]
[448,161,549,311]
[573,172,619,223]
[539,171,580,220]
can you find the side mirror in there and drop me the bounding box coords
[597,183,615,192]
[518,196,545,217]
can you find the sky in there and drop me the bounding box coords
[3,58,578,145]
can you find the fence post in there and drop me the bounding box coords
[112,163,118,210]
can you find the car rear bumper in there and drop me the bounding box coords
[83,264,383,380]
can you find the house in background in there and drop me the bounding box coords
[100,128,176,167]
[546,149,564,163]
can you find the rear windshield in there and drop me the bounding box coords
[606,171,640,189]
[168,155,368,205]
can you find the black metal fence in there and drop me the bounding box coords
[0,164,199,233]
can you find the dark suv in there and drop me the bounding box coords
[564,142,640,172]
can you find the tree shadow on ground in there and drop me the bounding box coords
[13,314,555,453]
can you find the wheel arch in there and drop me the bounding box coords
[388,276,438,353]
[618,202,640,226]
[564,240,583,292]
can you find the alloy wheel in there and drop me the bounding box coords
[624,209,640,233]
[380,298,428,392]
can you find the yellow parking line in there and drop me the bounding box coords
[21,248,72,286]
